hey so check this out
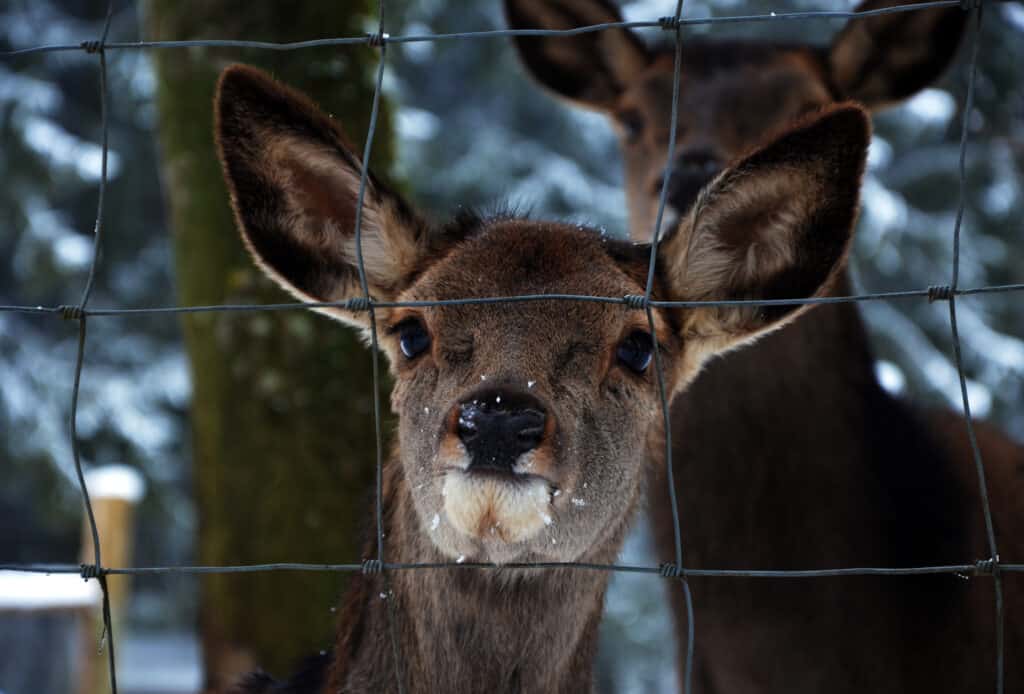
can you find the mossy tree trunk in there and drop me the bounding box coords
[146,3,394,689]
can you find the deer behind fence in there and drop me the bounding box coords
[215,64,869,694]
[506,0,1023,691]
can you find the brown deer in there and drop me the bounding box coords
[505,0,1023,691]
[214,64,870,693]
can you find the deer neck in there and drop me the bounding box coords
[660,269,969,570]
[327,451,631,693]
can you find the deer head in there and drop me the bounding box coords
[505,0,964,239]
[215,65,868,567]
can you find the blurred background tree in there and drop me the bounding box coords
[1,1,1022,693]
[145,1,395,688]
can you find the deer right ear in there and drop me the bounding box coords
[504,0,649,111]
[215,64,430,329]
[828,0,967,109]
[658,105,870,379]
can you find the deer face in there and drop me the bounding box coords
[506,0,965,239]
[388,221,664,564]
[615,44,835,236]
[215,65,868,565]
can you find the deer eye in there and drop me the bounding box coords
[618,110,645,143]
[616,330,654,374]
[397,318,431,360]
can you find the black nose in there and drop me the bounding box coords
[662,149,721,212]
[457,391,547,472]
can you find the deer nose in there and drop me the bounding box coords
[660,149,722,212]
[456,391,547,472]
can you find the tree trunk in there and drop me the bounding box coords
[145,3,394,688]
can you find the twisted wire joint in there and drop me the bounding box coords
[362,558,384,575]
[659,562,683,578]
[346,296,373,312]
[59,305,85,320]
[974,556,999,576]
[80,563,103,580]
[927,285,953,303]
[623,294,649,310]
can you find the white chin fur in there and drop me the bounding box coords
[443,472,551,544]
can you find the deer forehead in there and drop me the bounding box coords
[626,45,832,133]
[395,221,667,355]
[406,222,641,298]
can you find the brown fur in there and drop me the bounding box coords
[214,65,869,693]
[506,0,968,239]
[506,1,1022,692]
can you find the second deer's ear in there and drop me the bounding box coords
[215,65,430,329]
[658,104,869,375]
[828,0,967,109]
[504,0,649,111]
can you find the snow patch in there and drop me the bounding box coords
[0,570,101,610]
[875,361,906,395]
[901,89,956,128]
[85,464,146,503]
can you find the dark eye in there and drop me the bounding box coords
[616,330,654,374]
[618,110,645,142]
[397,318,431,360]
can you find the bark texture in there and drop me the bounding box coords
[146,2,394,687]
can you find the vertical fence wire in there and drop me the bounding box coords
[642,1,696,692]
[946,4,1005,691]
[0,2,1018,693]
[348,4,407,690]
[68,2,118,692]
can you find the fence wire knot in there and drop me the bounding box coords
[367,31,389,48]
[79,563,103,580]
[346,296,373,312]
[361,558,384,575]
[927,285,953,303]
[659,563,683,578]
[658,16,681,31]
[974,556,999,576]
[80,40,104,54]
[623,294,649,310]
[58,304,85,320]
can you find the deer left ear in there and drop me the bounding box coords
[828,0,967,109]
[215,64,433,331]
[504,0,649,112]
[658,104,869,372]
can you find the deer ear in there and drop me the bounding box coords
[658,104,869,372]
[504,0,649,111]
[828,0,966,109]
[215,64,429,329]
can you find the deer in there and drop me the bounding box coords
[214,64,871,693]
[505,0,1023,691]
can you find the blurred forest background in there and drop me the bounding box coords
[1,1,1022,692]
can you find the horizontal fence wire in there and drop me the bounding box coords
[3,283,1024,317]
[0,1,1016,693]
[2,561,1024,577]
[0,0,967,57]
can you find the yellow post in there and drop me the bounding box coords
[77,464,146,694]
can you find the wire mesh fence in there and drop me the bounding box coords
[1,1,1021,693]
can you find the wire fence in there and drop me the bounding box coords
[1,1,1019,693]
